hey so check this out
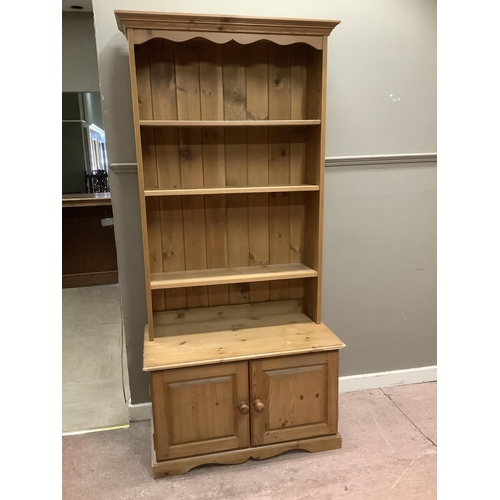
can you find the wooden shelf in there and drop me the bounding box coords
[144,184,319,197]
[144,300,345,371]
[139,119,320,127]
[150,263,317,290]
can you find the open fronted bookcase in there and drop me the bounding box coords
[116,10,344,478]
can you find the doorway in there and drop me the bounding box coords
[62,6,130,434]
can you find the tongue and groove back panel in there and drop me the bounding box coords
[134,38,323,313]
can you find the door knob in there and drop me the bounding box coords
[253,399,265,412]
[238,403,250,415]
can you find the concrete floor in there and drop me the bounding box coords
[62,285,130,433]
[62,381,436,499]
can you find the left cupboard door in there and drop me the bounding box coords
[151,362,250,461]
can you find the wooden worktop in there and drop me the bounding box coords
[143,300,345,371]
[62,193,112,208]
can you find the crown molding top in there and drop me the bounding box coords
[115,10,340,38]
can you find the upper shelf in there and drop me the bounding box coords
[139,120,320,128]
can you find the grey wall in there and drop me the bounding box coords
[83,92,104,129]
[62,12,100,92]
[92,0,437,404]
[323,161,436,375]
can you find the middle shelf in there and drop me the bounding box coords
[150,263,317,290]
[144,184,319,197]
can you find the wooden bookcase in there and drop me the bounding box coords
[116,10,345,478]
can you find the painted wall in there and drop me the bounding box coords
[83,92,104,129]
[324,162,437,376]
[92,0,437,404]
[62,12,100,92]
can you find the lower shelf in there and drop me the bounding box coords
[150,263,317,290]
[144,300,345,371]
[151,428,342,478]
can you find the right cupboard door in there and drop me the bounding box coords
[250,351,339,446]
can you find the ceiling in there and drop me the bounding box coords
[62,0,93,12]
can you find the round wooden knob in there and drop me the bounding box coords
[238,403,250,415]
[253,399,265,412]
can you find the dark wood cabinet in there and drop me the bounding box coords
[62,195,118,287]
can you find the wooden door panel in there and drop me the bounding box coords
[251,351,338,446]
[151,362,249,460]
[169,375,235,444]
[267,364,326,428]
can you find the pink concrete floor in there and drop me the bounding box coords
[62,382,436,499]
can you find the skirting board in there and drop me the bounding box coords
[338,365,436,394]
[128,365,437,422]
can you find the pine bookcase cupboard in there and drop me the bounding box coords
[116,10,345,478]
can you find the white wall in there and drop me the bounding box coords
[62,12,100,92]
[92,0,437,403]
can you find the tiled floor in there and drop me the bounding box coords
[62,382,436,499]
[62,285,130,433]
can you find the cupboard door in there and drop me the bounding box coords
[250,351,338,446]
[151,362,250,461]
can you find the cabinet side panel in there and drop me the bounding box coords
[330,350,339,434]
[304,127,321,310]
[150,372,170,459]
[303,46,322,323]
[314,39,329,322]
[128,32,154,337]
